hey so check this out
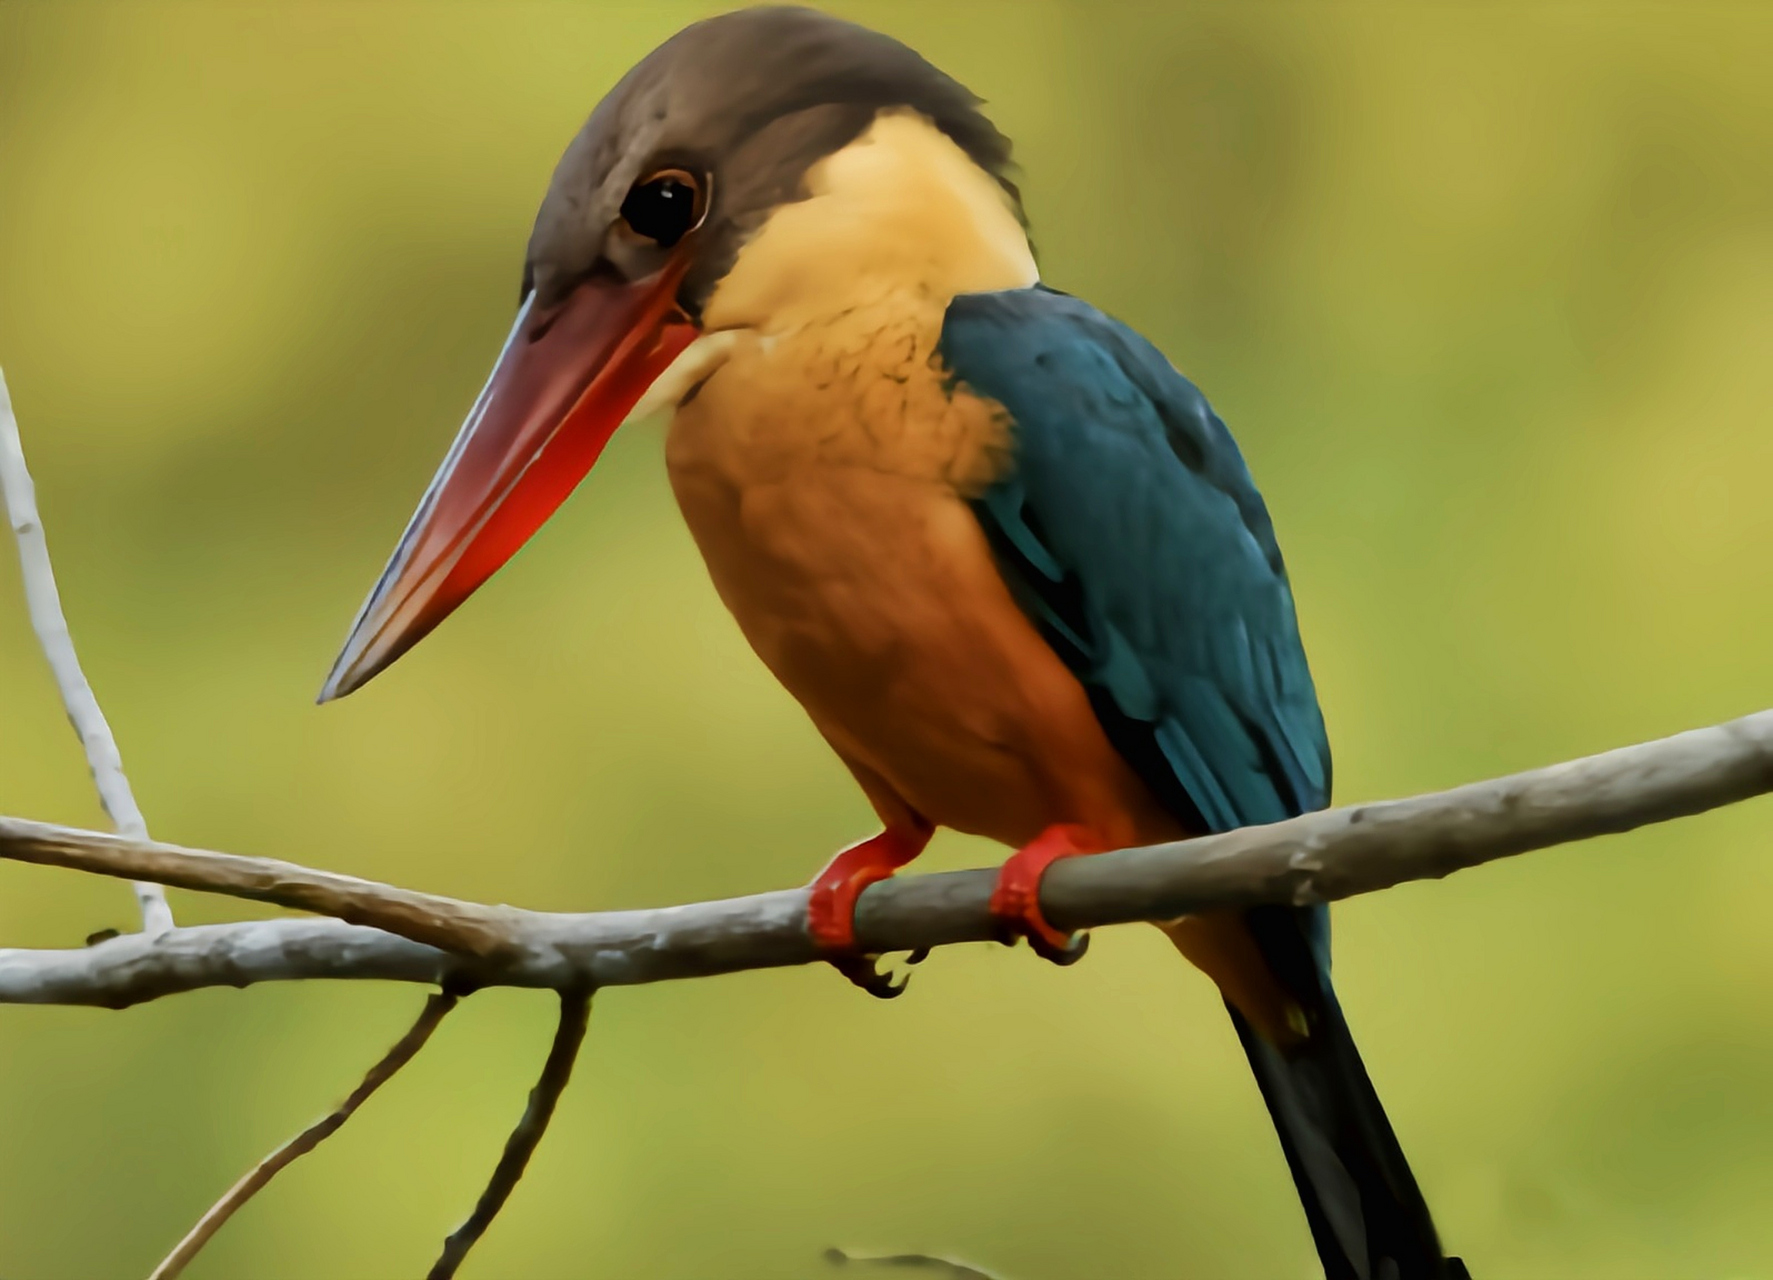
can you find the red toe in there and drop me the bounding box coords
[989,824,1103,964]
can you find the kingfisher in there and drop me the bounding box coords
[319,9,1468,1277]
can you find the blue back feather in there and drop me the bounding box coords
[940,286,1331,838]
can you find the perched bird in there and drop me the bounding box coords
[320,9,1469,1278]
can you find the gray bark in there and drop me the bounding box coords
[4,708,1769,1009]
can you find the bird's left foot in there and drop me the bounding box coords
[806,824,932,998]
[990,824,1102,965]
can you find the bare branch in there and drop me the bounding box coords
[2,706,1772,1007]
[147,991,459,1280]
[0,814,520,958]
[427,991,592,1280]
[0,367,172,934]
[0,919,456,1007]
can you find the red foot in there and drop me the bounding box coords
[990,824,1103,965]
[807,824,932,997]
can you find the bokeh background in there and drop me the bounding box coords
[2,3,1770,1277]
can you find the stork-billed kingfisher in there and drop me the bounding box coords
[319,9,1468,1278]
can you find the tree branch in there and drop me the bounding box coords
[2,706,1770,1008]
[427,991,592,1280]
[0,367,172,934]
[147,991,460,1280]
[0,814,520,958]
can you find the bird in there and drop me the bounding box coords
[318,9,1470,1278]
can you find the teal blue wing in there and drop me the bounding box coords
[939,285,1330,839]
[941,290,1463,1278]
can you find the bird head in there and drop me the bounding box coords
[319,6,1027,702]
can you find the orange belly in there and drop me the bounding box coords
[666,444,1173,849]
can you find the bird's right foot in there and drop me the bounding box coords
[988,823,1101,965]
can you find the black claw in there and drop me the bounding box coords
[827,954,910,999]
[904,947,931,967]
[1028,929,1090,967]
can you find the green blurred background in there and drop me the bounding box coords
[2,3,1770,1277]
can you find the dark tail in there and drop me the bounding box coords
[1232,906,1471,1280]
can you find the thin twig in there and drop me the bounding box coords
[2,705,1772,1009]
[427,991,593,1280]
[0,367,172,934]
[146,990,460,1280]
[826,1248,1004,1279]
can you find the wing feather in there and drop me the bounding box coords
[940,286,1330,834]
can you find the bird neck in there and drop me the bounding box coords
[701,110,1038,338]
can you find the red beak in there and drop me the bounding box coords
[319,264,698,702]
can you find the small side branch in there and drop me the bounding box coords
[0,368,171,934]
[427,991,592,1280]
[0,814,520,959]
[147,990,459,1280]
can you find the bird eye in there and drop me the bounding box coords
[619,169,705,248]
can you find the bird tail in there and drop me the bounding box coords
[1230,905,1471,1280]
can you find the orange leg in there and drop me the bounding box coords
[989,823,1104,965]
[807,821,932,997]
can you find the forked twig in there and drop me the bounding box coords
[146,990,461,1280]
[427,991,593,1280]
[0,368,172,934]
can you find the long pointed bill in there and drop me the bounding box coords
[319,264,697,702]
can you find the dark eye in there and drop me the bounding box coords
[619,169,705,248]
